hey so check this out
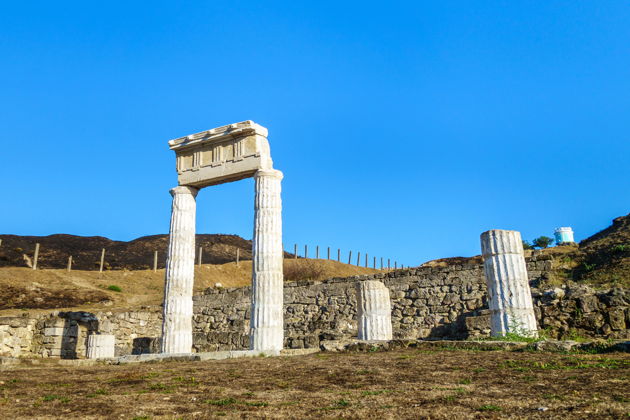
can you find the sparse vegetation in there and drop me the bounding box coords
[283,259,326,282]
[106,285,122,292]
[1,349,628,418]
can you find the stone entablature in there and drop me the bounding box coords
[168,120,272,188]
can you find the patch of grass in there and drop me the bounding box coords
[86,389,109,398]
[244,401,268,407]
[478,404,502,411]
[42,395,70,403]
[362,390,387,396]
[148,382,174,393]
[333,399,350,408]
[458,378,472,385]
[472,367,486,373]
[502,357,629,371]
[205,398,237,406]
[106,285,122,292]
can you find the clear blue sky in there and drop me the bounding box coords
[1,1,629,266]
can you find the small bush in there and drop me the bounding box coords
[532,236,554,249]
[611,244,629,253]
[107,285,122,292]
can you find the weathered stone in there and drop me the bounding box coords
[481,230,538,337]
[86,334,115,359]
[355,281,392,341]
[161,186,198,354]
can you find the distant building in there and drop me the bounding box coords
[554,227,575,244]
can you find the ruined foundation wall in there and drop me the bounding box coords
[192,254,630,351]
[2,252,629,357]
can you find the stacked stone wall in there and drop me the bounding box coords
[1,252,629,358]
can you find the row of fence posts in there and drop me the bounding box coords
[291,244,402,270]
[6,241,404,272]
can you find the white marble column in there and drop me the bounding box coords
[480,229,538,337]
[356,280,393,341]
[250,169,284,351]
[161,186,199,353]
[86,334,115,359]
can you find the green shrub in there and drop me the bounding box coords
[533,236,554,249]
[107,285,122,292]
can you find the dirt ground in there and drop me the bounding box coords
[0,259,378,314]
[1,348,628,419]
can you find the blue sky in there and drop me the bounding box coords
[1,1,629,266]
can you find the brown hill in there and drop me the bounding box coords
[0,233,294,270]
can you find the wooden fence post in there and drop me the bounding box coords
[365,253,368,268]
[294,244,298,259]
[373,256,376,269]
[198,246,203,266]
[380,257,383,270]
[32,243,40,270]
[316,245,319,259]
[388,258,391,270]
[348,250,352,265]
[337,248,340,262]
[236,248,240,266]
[394,261,398,270]
[99,248,105,273]
[153,251,158,272]
[304,244,308,259]
[67,255,72,272]
[327,247,330,260]
[357,252,360,266]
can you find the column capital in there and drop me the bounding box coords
[480,229,523,257]
[254,169,283,180]
[169,185,199,198]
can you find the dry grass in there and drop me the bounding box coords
[0,348,628,419]
[0,259,379,315]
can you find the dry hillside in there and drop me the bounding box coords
[0,233,272,270]
[0,259,379,314]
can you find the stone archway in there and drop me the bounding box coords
[161,121,284,354]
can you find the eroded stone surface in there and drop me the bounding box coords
[481,229,538,337]
[161,186,198,354]
[86,334,115,359]
[250,169,284,351]
[356,280,393,341]
[169,121,273,188]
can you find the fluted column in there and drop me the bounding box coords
[250,169,284,351]
[356,280,393,340]
[86,334,115,359]
[480,229,538,337]
[161,186,199,353]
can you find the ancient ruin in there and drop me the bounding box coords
[480,229,538,337]
[86,334,115,359]
[162,121,284,353]
[356,280,393,341]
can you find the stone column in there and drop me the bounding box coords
[480,229,538,337]
[86,334,115,359]
[250,169,284,351]
[356,280,393,341]
[161,186,199,354]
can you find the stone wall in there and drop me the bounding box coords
[192,254,629,350]
[0,308,161,358]
[2,252,629,358]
